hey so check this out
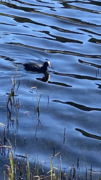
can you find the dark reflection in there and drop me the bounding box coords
[54,35,83,44]
[78,28,101,36]
[51,70,101,80]
[91,1,101,6]
[0,22,16,26]
[50,34,83,44]
[0,1,35,13]
[78,59,101,69]
[53,100,101,111]
[14,17,46,26]
[0,55,14,62]
[41,29,83,43]
[36,72,50,82]
[50,26,83,35]
[62,2,70,8]
[49,81,72,87]
[96,83,101,89]
[63,1,101,15]
[76,128,101,141]
[89,37,101,44]
[36,72,72,86]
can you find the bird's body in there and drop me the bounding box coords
[24,61,51,73]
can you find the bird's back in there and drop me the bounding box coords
[24,62,41,71]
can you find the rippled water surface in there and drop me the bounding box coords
[0,0,101,179]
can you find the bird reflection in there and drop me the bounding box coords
[36,72,50,82]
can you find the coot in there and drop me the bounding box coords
[24,61,51,72]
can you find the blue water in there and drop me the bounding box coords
[0,0,101,179]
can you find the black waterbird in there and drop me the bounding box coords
[24,61,51,73]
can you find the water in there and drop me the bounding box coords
[0,0,101,179]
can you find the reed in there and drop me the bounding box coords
[9,152,14,180]
[26,158,30,180]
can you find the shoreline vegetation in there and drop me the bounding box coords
[0,138,101,180]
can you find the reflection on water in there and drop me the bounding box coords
[78,59,101,69]
[0,0,101,179]
[76,128,101,141]
[6,72,20,131]
[36,72,50,82]
[53,99,101,111]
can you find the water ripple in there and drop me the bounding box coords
[0,0,101,177]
